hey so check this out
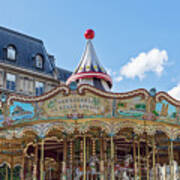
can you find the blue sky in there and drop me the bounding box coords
[1,1,180,98]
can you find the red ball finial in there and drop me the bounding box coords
[84,29,95,39]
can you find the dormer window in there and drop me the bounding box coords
[7,45,16,60]
[35,54,43,69]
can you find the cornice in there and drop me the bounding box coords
[0,61,59,82]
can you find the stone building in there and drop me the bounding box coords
[0,26,71,96]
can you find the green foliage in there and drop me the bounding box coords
[172,112,177,118]
[135,104,146,110]
[48,100,54,108]
[152,110,159,116]
[118,103,124,107]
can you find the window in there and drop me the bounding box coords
[46,84,56,92]
[7,46,16,60]
[35,55,43,69]
[35,81,44,96]
[0,71,4,86]
[23,77,30,92]
[19,77,34,94]
[6,73,16,91]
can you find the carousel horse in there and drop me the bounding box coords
[123,154,133,179]
[124,154,133,168]
[89,156,99,175]
[156,161,180,180]
[165,165,171,180]
[173,160,180,180]
[158,164,166,180]
[74,156,100,180]
[114,154,133,179]
[74,166,84,180]
[88,156,100,179]
[149,162,180,180]
[149,164,164,180]
[122,171,129,180]
[114,164,122,178]
[171,161,180,180]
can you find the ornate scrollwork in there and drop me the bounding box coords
[78,84,149,99]
[76,120,111,134]
[156,91,180,106]
[7,85,70,106]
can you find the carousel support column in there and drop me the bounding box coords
[152,136,156,180]
[92,138,96,157]
[40,138,45,180]
[33,142,38,180]
[5,164,8,180]
[87,138,89,164]
[114,143,117,164]
[146,138,150,180]
[62,137,67,180]
[70,139,73,180]
[170,139,174,180]
[92,138,96,180]
[110,134,115,180]
[80,139,83,164]
[57,151,60,179]
[137,139,141,179]
[83,135,87,180]
[10,155,14,180]
[100,136,105,180]
[104,139,108,180]
[21,151,25,180]
[133,134,138,180]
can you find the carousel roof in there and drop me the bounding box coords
[66,29,112,88]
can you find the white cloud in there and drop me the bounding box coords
[114,76,123,82]
[106,68,112,75]
[168,84,180,100]
[106,68,117,76]
[106,68,121,83]
[119,48,168,80]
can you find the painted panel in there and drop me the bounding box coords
[7,91,113,125]
[40,92,113,119]
[5,87,180,127]
[10,101,34,123]
[115,96,147,119]
[0,109,4,127]
[155,100,180,124]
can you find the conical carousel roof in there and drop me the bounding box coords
[66,29,112,90]
[75,40,107,74]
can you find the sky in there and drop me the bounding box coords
[1,1,180,99]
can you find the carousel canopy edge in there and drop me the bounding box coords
[0,85,180,129]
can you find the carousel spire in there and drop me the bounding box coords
[66,29,112,91]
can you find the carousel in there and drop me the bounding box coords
[0,29,180,180]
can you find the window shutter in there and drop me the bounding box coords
[19,76,24,91]
[0,71,4,86]
[29,79,34,93]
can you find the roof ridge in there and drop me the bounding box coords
[56,66,72,73]
[0,26,43,44]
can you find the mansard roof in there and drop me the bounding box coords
[0,26,71,79]
[56,67,72,82]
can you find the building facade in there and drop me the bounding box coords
[0,26,71,96]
